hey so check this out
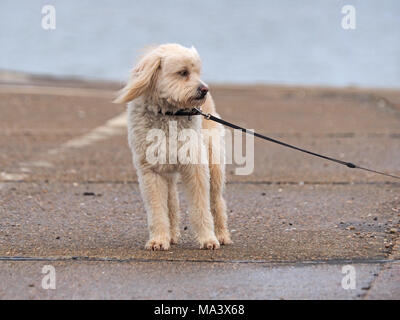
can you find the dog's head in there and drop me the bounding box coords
[114,44,208,109]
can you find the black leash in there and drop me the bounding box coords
[163,107,400,180]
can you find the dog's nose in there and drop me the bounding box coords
[197,85,209,98]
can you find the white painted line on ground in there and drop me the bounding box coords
[0,112,127,181]
[0,84,116,99]
[0,83,126,181]
[19,161,54,168]
[48,112,127,153]
[0,172,28,181]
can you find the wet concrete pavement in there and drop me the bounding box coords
[0,260,391,300]
[0,75,399,299]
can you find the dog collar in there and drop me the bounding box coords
[158,108,202,120]
[158,108,201,116]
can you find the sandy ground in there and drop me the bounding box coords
[0,73,399,299]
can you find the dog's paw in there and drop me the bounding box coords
[216,230,233,245]
[145,238,170,251]
[170,230,180,245]
[170,235,180,245]
[199,236,220,250]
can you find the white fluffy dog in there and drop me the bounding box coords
[115,44,231,250]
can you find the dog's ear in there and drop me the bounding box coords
[114,51,161,104]
[190,45,198,55]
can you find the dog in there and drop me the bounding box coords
[115,44,231,250]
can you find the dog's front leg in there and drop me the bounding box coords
[138,170,171,250]
[181,164,220,249]
[166,174,181,244]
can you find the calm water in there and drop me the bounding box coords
[1,0,399,87]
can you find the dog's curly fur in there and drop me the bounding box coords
[115,44,231,250]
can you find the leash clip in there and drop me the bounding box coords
[193,107,211,120]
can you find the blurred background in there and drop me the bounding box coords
[0,0,399,87]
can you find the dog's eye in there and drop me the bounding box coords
[178,70,189,77]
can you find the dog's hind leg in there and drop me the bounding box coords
[167,174,180,244]
[201,97,231,245]
[138,170,171,250]
[181,164,220,249]
[209,162,232,245]
[205,124,232,245]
